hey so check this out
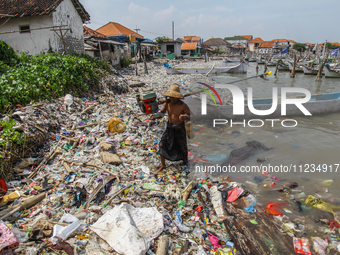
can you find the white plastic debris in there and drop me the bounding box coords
[90,203,164,255]
[52,213,80,240]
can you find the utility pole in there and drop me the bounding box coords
[135,26,140,35]
[172,21,174,40]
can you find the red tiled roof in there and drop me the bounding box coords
[330,42,340,47]
[192,36,200,41]
[271,39,289,42]
[0,0,90,22]
[304,42,313,45]
[259,41,275,48]
[239,35,252,41]
[96,22,143,38]
[84,26,107,39]
[181,42,197,50]
[249,37,263,43]
[184,36,193,41]
[288,40,296,44]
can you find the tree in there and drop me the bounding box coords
[155,36,171,46]
[292,43,306,52]
[326,42,338,49]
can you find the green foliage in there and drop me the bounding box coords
[0,119,25,156]
[155,36,171,47]
[326,43,338,49]
[0,40,18,65]
[292,43,306,52]
[120,56,133,68]
[0,46,110,112]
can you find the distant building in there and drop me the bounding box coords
[96,22,143,42]
[203,37,231,53]
[0,0,90,55]
[160,39,182,57]
[258,41,275,53]
[178,36,202,56]
[248,38,264,52]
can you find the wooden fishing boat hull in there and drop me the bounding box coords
[324,65,340,78]
[287,62,303,73]
[301,65,321,75]
[184,92,340,119]
[165,61,248,75]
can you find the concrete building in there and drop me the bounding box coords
[0,0,90,55]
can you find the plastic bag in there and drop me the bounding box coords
[244,201,257,213]
[106,117,126,133]
[266,202,287,216]
[312,237,328,255]
[305,195,338,213]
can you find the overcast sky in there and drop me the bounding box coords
[80,0,339,44]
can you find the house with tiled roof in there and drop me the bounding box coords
[238,35,253,41]
[96,22,143,42]
[0,0,90,55]
[203,38,231,53]
[258,41,275,53]
[248,38,263,52]
[224,36,249,54]
[83,25,126,65]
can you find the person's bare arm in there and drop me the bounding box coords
[179,103,193,121]
[160,102,168,114]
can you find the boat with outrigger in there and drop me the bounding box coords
[183,71,340,119]
[164,60,248,75]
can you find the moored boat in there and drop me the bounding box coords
[301,65,321,75]
[324,64,340,78]
[184,91,340,119]
[164,61,248,75]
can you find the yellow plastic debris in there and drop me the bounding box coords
[106,117,126,133]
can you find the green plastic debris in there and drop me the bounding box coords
[250,220,258,225]
[178,200,185,208]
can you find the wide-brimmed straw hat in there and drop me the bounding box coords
[163,85,184,99]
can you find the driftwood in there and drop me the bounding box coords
[76,122,98,129]
[129,82,146,88]
[105,185,132,205]
[156,235,169,255]
[81,102,99,115]
[182,181,195,201]
[222,197,295,255]
[63,162,73,173]
[28,140,62,179]
[0,192,46,220]
[84,175,115,210]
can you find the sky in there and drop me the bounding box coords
[80,0,340,44]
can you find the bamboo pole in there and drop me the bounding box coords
[290,54,296,78]
[274,60,280,76]
[143,47,148,74]
[0,192,46,220]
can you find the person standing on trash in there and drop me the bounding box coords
[155,85,193,173]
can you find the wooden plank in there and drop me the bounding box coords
[222,198,295,255]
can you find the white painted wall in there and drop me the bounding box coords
[0,0,84,55]
[52,0,85,54]
[0,15,55,55]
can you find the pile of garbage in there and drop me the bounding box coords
[0,60,340,255]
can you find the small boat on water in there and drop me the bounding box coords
[301,65,321,75]
[324,64,340,78]
[287,61,304,73]
[278,62,289,71]
[223,57,240,63]
[164,61,248,75]
[185,91,340,119]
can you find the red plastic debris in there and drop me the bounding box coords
[266,202,287,216]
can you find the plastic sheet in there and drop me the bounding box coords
[90,203,163,255]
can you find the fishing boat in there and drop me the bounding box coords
[164,61,248,75]
[184,91,340,119]
[324,64,340,78]
[301,65,320,75]
[278,62,289,71]
[287,61,304,73]
[223,57,240,63]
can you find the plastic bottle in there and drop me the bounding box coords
[64,94,73,106]
[210,186,226,218]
